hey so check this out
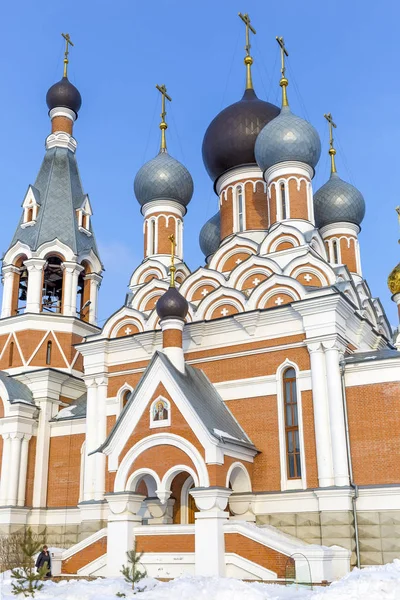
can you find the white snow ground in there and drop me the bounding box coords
[0,560,399,599]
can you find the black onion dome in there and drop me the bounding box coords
[46,77,82,116]
[202,89,280,185]
[156,287,188,321]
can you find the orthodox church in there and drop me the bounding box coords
[0,18,399,582]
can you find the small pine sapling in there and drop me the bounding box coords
[10,528,49,597]
[121,543,146,591]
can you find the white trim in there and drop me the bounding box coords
[276,360,307,491]
[126,468,160,495]
[226,462,252,492]
[180,475,194,524]
[216,166,264,196]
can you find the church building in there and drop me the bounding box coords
[0,19,399,582]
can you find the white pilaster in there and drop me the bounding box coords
[25,258,46,313]
[0,435,11,505]
[105,492,145,576]
[94,377,108,501]
[1,265,19,318]
[307,343,334,487]
[86,273,102,325]
[17,435,31,507]
[8,434,23,506]
[324,341,350,486]
[160,318,185,373]
[83,379,98,501]
[190,487,232,577]
[32,399,54,507]
[62,262,84,317]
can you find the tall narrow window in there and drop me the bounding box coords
[151,220,156,254]
[122,389,131,408]
[9,342,14,367]
[280,183,287,219]
[332,240,339,264]
[237,186,244,232]
[283,368,301,479]
[46,341,52,365]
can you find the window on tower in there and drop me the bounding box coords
[46,341,52,365]
[42,256,63,313]
[283,367,301,479]
[77,196,92,236]
[332,239,339,264]
[280,183,287,220]
[151,220,156,254]
[237,186,244,232]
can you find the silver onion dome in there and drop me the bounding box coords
[199,212,221,258]
[255,106,321,174]
[134,151,194,208]
[313,173,365,229]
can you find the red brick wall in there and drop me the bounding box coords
[47,434,85,507]
[225,533,293,578]
[62,536,107,574]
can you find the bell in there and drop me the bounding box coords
[19,288,27,302]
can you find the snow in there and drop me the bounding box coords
[0,560,399,599]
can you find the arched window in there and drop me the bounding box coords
[237,186,244,232]
[122,389,131,408]
[9,342,14,367]
[332,240,339,264]
[42,256,63,313]
[280,183,287,220]
[46,341,52,365]
[283,367,301,479]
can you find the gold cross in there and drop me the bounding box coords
[324,113,338,174]
[238,13,256,56]
[62,33,74,78]
[156,84,172,151]
[168,234,177,287]
[239,13,256,90]
[276,36,289,79]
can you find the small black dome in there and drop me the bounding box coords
[46,77,82,116]
[202,89,280,186]
[156,287,188,321]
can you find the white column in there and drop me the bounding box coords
[1,265,19,318]
[86,273,102,325]
[17,435,31,507]
[324,341,350,486]
[25,258,46,313]
[307,343,334,487]
[7,434,23,506]
[0,435,11,505]
[32,399,54,507]
[105,492,145,576]
[190,487,232,577]
[94,377,108,501]
[70,264,84,318]
[83,379,98,501]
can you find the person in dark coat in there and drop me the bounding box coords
[35,545,51,578]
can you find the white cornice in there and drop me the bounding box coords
[216,165,263,195]
[141,199,186,217]
[45,132,77,152]
[320,222,360,237]
[265,161,313,182]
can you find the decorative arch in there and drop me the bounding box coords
[112,318,143,338]
[209,237,258,273]
[248,275,305,310]
[226,462,252,493]
[113,433,209,493]
[126,468,161,496]
[196,287,246,321]
[3,243,33,266]
[36,239,75,262]
[129,259,168,288]
[101,307,146,339]
[260,224,306,256]
[161,464,199,495]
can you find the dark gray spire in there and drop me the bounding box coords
[10,147,100,258]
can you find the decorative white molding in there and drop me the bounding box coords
[45,132,77,152]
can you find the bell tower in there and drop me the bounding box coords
[0,34,103,375]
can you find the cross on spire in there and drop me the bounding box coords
[276,36,289,107]
[324,113,338,174]
[168,234,177,287]
[61,33,74,78]
[156,84,172,151]
[238,13,256,90]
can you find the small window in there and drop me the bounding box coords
[237,186,244,232]
[280,183,287,220]
[332,240,339,264]
[9,342,14,367]
[122,389,131,408]
[151,220,156,255]
[46,341,52,365]
[283,368,301,479]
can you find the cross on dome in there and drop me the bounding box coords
[238,12,256,90]
[324,112,337,174]
[156,84,172,152]
[61,32,74,78]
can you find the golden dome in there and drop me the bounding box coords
[388,263,400,295]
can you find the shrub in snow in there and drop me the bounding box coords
[10,528,49,597]
[121,543,146,591]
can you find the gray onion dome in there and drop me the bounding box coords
[46,77,82,117]
[156,286,189,321]
[199,212,220,258]
[255,106,321,174]
[313,172,365,229]
[134,151,194,208]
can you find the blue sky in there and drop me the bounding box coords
[0,0,399,327]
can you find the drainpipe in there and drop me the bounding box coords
[340,359,360,569]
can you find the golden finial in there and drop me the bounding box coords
[156,84,172,152]
[324,113,337,175]
[276,36,289,107]
[61,33,74,78]
[238,13,256,90]
[168,234,176,287]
